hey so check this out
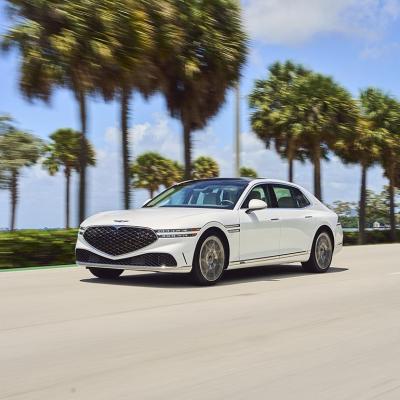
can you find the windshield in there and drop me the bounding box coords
[144,179,249,209]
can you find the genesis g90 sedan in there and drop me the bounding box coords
[76,178,343,285]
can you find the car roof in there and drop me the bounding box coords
[181,177,298,185]
[180,177,254,184]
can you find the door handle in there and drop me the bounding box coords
[270,218,280,221]
[305,215,313,219]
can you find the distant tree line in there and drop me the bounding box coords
[330,189,400,229]
[131,152,259,198]
[0,116,258,230]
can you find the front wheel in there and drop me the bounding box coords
[191,234,226,285]
[88,267,123,279]
[302,231,333,273]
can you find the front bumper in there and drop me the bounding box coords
[75,229,197,273]
[77,261,192,273]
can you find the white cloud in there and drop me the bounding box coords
[244,0,400,45]
[361,41,400,58]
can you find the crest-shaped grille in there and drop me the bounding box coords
[83,226,157,256]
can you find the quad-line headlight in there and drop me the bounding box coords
[78,226,86,235]
[155,228,201,238]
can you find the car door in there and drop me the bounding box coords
[269,184,317,255]
[239,184,281,262]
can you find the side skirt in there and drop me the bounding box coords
[228,251,310,270]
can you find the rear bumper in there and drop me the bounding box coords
[334,242,343,254]
[334,223,344,254]
[77,261,192,273]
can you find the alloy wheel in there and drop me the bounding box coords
[315,232,333,270]
[199,236,225,282]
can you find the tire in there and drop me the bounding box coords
[302,230,333,273]
[191,233,226,285]
[88,267,123,279]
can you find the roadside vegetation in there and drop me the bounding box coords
[0,229,78,269]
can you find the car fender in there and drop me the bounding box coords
[193,220,239,264]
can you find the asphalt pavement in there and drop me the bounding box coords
[1,243,400,400]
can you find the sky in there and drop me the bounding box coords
[1,0,400,229]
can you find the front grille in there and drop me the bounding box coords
[83,226,157,256]
[76,249,177,267]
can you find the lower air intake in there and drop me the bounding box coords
[76,249,177,267]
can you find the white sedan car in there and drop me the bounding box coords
[76,178,343,285]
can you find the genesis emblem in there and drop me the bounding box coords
[113,220,129,223]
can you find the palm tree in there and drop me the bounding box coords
[239,166,258,178]
[0,114,12,190]
[96,0,165,210]
[334,114,381,244]
[249,61,310,182]
[288,72,358,201]
[131,152,182,198]
[163,160,183,188]
[356,88,400,241]
[43,129,95,229]
[0,114,12,129]
[2,0,107,224]
[192,156,219,179]
[0,129,43,230]
[159,0,247,179]
[380,126,400,242]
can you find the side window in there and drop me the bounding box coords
[272,186,295,208]
[291,187,310,208]
[241,185,271,208]
[271,185,311,208]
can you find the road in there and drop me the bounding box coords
[1,244,400,400]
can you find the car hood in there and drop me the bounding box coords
[81,207,233,230]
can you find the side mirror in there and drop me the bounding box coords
[247,199,268,213]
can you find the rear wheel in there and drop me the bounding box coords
[88,267,123,279]
[191,234,226,285]
[302,231,333,273]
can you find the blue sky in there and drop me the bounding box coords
[0,0,399,228]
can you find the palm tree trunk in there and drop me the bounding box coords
[149,189,154,199]
[77,89,87,225]
[288,159,294,183]
[312,143,322,201]
[358,163,367,245]
[183,122,192,180]
[287,139,294,182]
[65,168,71,229]
[388,173,396,242]
[121,86,131,209]
[10,170,18,231]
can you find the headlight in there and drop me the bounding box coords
[155,228,201,238]
[78,226,86,235]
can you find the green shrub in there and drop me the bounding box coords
[344,230,400,245]
[0,229,78,269]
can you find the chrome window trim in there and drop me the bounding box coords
[235,181,314,210]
